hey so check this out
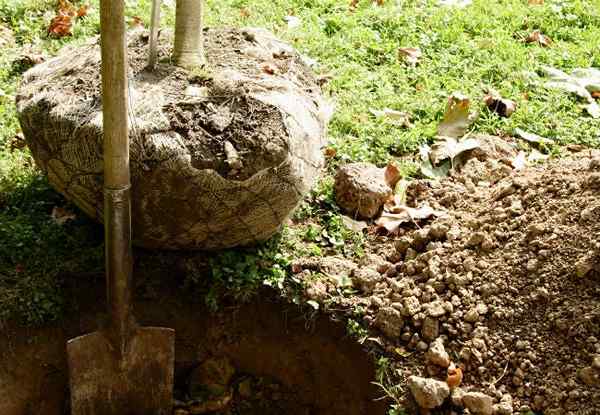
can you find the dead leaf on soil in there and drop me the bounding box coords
[483,90,517,117]
[528,0,544,4]
[77,5,89,18]
[342,216,368,232]
[511,151,527,170]
[261,62,278,75]
[370,108,412,127]
[240,8,251,18]
[48,0,82,38]
[398,47,422,66]
[528,148,550,163]
[51,206,76,225]
[376,204,445,233]
[437,93,477,138]
[324,147,337,158]
[525,30,552,47]
[542,66,600,118]
[9,133,27,151]
[514,128,553,145]
[128,16,144,28]
[384,162,402,188]
[430,136,481,166]
[419,144,451,179]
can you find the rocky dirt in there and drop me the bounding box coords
[299,145,600,414]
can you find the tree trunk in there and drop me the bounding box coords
[173,0,205,68]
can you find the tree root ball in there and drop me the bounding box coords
[16,28,331,250]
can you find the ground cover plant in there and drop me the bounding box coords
[0,0,599,413]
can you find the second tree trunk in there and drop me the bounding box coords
[173,0,205,68]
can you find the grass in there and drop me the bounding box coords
[1,0,600,325]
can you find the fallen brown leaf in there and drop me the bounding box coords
[129,16,144,28]
[48,0,78,38]
[398,47,422,66]
[51,206,77,225]
[528,0,544,4]
[77,5,89,18]
[376,204,444,233]
[384,162,402,188]
[324,147,337,158]
[370,108,412,127]
[525,30,552,47]
[483,91,517,117]
[9,133,27,151]
[261,62,277,75]
[240,7,251,18]
[592,91,600,99]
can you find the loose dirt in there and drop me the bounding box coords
[300,148,600,414]
[0,274,386,415]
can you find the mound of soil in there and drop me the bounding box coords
[16,28,330,250]
[300,149,600,414]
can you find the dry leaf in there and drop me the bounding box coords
[384,162,402,188]
[9,133,27,151]
[48,0,83,38]
[51,206,76,225]
[447,364,463,388]
[429,136,480,166]
[437,93,477,138]
[349,0,359,11]
[592,91,600,99]
[77,5,89,18]
[261,62,277,75]
[324,147,337,158]
[528,149,550,163]
[370,108,412,127]
[284,15,301,29]
[542,66,600,118]
[129,16,144,28]
[419,144,451,179]
[342,216,368,232]
[528,0,544,4]
[240,8,251,18]
[515,128,552,144]
[483,91,517,117]
[511,151,527,170]
[525,30,552,47]
[48,13,73,37]
[398,47,421,66]
[376,204,444,233]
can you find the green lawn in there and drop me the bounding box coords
[1,0,599,325]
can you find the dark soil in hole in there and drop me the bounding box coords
[0,274,388,415]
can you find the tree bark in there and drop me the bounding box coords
[173,0,205,68]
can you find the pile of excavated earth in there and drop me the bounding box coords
[297,140,600,415]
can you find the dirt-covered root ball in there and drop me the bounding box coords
[16,28,331,250]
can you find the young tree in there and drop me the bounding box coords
[173,0,205,68]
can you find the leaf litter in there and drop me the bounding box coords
[541,66,600,118]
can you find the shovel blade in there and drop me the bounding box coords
[67,327,175,415]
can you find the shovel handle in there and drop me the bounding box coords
[148,0,161,69]
[100,0,135,347]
